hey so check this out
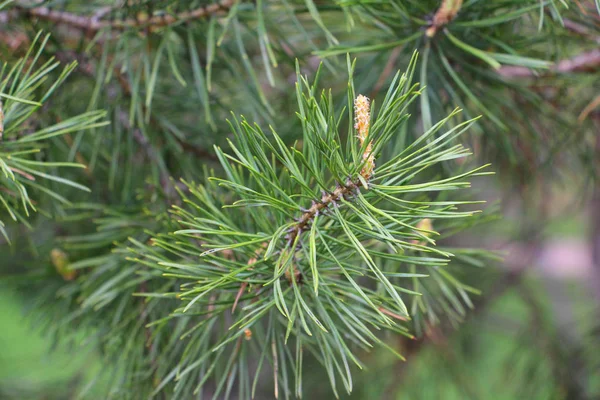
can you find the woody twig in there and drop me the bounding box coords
[426,0,463,38]
[2,1,235,34]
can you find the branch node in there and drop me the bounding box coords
[425,0,463,38]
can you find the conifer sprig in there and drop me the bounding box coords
[0,33,107,241]
[140,54,492,397]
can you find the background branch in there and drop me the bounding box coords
[498,49,600,77]
[1,0,235,33]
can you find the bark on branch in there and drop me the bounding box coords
[1,0,234,33]
[498,49,600,78]
[286,95,374,247]
[0,100,4,141]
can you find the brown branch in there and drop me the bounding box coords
[563,19,600,44]
[553,48,600,73]
[2,3,229,165]
[591,115,600,303]
[231,282,248,313]
[579,94,600,122]
[0,100,3,141]
[4,1,235,33]
[498,49,600,78]
[369,46,403,99]
[286,179,361,246]
[0,28,29,52]
[116,110,171,183]
[176,139,219,161]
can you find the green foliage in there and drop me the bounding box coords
[320,0,598,181]
[0,33,107,241]
[123,56,493,397]
[0,0,598,399]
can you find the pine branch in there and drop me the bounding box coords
[0,99,3,141]
[498,49,600,77]
[115,67,219,162]
[591,115,600,303]
[287,179,360,246]
[3,0,236,33]
[0,1,597,398]
[287,94,374,249]
[135,56,493,396]
[563,18,600,43]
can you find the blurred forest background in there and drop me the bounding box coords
[0,0,599,399]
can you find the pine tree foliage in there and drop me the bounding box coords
[21,56,493,398]
[318,0,599,182]
[131,57,493,397]
[0,0,598,399]
[0,33,107,241]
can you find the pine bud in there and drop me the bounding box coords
[354,94,370,138]
[354,94,375,179]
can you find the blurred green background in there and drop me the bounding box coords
[0,288,102,399]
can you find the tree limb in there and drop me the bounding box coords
[0,100,3,141]
[563,19,600,44]
[2,0,235,33]
[498,49,600,77]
